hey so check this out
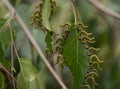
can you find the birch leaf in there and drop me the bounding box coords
[17,58,38,89]
[62,24,89,89]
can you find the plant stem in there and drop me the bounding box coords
[70,0,78,24]
[88,0,120,20]
[0,63,22,89]
[8,14,15,89]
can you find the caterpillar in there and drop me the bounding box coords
[30,1,44,30]
[53,22,71,69]
[77,21,103,89]
[30,0,57,56]
[30,0,56,31]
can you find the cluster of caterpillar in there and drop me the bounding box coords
[30,0,56,31]
[30,0,57,56]
[53,21,103,89]
[76,22,103,89]
[30,1,44,29]
[30,1,103,88]
[50,0,56,19]
[53,22,71,69]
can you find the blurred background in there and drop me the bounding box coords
[0,0,120,89]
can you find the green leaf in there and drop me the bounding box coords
[50,0,72,34]
[62,24,89,89]
[0,24,16,49]
[17,58,39,89]
[45,31,53,54]
[29,71,47,89]
[0,29,11,48]
[0,18,7,29]
[0,42,10,69]
[42,0,52,31]
[0,72,4,89]
[0,3,8,18]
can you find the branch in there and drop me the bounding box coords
[0,63,22,89]
[1,0,67,89]
[70,0,77,23]
[8,23,15,89]
[88,0,120,20]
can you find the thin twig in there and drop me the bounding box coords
[0,63,22,89]
[1,0,67,89]
[88,0,120,20]
[0,19,9,33]
[7,12,16,89]
[70,0,78,24]
[8,23,15,89]
[14,46,20,59]
[29,41,36,64]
